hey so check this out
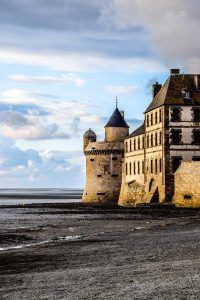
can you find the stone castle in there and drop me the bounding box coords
[82,69,200,207]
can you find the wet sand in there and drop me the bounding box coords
[0,204,200,299]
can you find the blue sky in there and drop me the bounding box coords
[0,0,200,188]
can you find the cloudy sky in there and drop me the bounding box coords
[0,0,199,188]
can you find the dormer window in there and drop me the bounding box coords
[182,88,193,105]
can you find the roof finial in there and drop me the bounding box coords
[116,96,118,108]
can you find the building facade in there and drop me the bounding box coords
[119,69,200,206]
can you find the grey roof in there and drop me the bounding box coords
[105,107,129,128]
[83,128,96,138]
[145,74,200,113]
[128,123,145,138]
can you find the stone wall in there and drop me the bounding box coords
[173,162,200,207]
[105,127,129,142]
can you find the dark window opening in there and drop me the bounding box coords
[125,163,128,175]
[97,192,105,195]
[111,174,118,177]
[151,134,153,147]
[138,138,140,150]
[155,132,158,146]
[170,129,182,145]
[90,159,94,161]
[151,113,153,125]
[133,162,136,175]
[155,159,158,174]
[192,130,200,144]
[159,132,162,145]
[172,156,182,173]
[130,140,132,152]
[159,109,162,122]
[184,195,192,200]
[129,162,132,175]
[155,111,158,124]
[147,135,149,148]
[193,109,200,122]
[138,161,140,175]
[142,161,144,174]
[97,175,102,177]
[125,142,128,153]
[134,139,136,151]
[147,115,149,127]
[193,156,200,161]
[171,107,181,122]
[112,157,117,161]
[142,137,144,149]
[159,159,162,172]
[150,160,153,174]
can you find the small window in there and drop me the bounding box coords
[111,174,118,177]
[155,111,158,124]
[142,161,144,174]
[97,192,105,195]
[172,156,182,173]
[192,156,200,161]
[151,113,153,126]
[171,107,181,122]
[112,157,117,161]
[155,132,158,146]
[184,195,192,200]
[125,163,128,175]
[142,137,144,149]
[97,175,102,177]
[159,132,162,145]
[90,158,94,161]
[138,137,140,150]
[129,162,132,175]
[130,140,132,152]
[138,161,140,175]
[193,109,200,122]
[150,160,153,174]
[125,142,128,153]
[159,159,162,172]
[192,130,200,145]
[151,134,153,147]
[147,115,149,127]
[159,109,162,122]
[155,159,158,174]
[170,129,182,145]
[133,162,136,175]
[147,135,149,148]
[134,139,136,151]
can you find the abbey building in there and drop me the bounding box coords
[83,69,200,207]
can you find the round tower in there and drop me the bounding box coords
[82,106,129,204]
[83,128,96,151]
[105,107,129,142]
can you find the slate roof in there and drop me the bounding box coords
[127,123,145,138]
[105,107,129,128]
[145,74,200,113]
[83,128,96,138]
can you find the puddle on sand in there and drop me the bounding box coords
[0,235,81,252]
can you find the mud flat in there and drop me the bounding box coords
[0,203,200,299]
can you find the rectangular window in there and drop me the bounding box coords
[155,111,158,124]
[133,162,136,175]
[142,137,144,149]
[192,156,200,161]
[159,159,162,172]
[170,129,182,145]
[111,174,118,177]
[150,160,153,174]
[138,137,140,150]
[90,159,94,161]
[159,109,162,122]
[155,132,158,146]
[172,156,182,173]
[97,192,105,195]
[155,159,158,174]
[130,140,132,152]
[159,132,162,145]
[147,115,149,127]
[138,161,140,175]
[171,107,181,122]
[193,109,200,122]
[151,134,153,147]
[97,175,102,177]
[151,113,153,126]
[129,162,132,175]
[112,157,117,161]
[147,135,149,148]
[125,163,128,175]
[126,142,128,153]
[134,139,136,151]
[142,161,144,174]
[193,130,200,144]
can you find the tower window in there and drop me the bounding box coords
[172,156,182,173]
[171,107,181,122]
[193,108,200,122]
[192,130,200,144]
[170,129,182,145]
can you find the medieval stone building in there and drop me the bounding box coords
[119,69,200,207]
[82,106,129,204]
[83,69,200,207]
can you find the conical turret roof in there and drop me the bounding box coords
[105,107,129,128]
[83,128,96,138]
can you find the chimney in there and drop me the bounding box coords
[194,75,200,91]
[152,82,162,99]
[120,111,124,119]
[170,68,180,75]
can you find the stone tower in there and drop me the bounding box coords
[82,106,129,204]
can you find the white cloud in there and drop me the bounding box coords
[9,73,86,87]
[1,89,56,104]
[105,85,137,94]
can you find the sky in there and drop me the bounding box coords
[0,0,200,188]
